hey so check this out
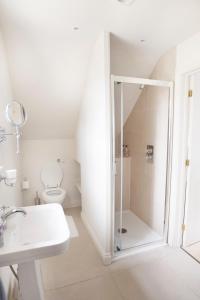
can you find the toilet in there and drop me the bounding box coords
[40,162,66,204]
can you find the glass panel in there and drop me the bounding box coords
[114,80,170,252]
[114,82,123,251]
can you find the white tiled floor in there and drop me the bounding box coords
[185,242,200,262]
[115,210,162,250]
[42,207,200,300]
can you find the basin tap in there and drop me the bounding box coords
[0,207,27,247]
[1,208,27,223]
[0,221,4,248]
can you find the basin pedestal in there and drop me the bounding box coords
[18,261,44,300]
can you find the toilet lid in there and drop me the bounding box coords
[41,163,63,188]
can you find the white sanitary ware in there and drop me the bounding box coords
[0,203,70,266]
[0,203,70,300]
[41,163,66,204]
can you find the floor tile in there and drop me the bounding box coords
[109,245,174,272]
[161,248,200,297]
[41,207,200,300]
[45,274,123,300]
[185,242,200,262]
[111,258,200,300]
[41,208,107,290]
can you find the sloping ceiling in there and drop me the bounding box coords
[0,0,200,139]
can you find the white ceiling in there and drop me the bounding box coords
[0,0,200,139]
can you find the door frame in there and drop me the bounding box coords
[110,75,174,258]
[181,69,200,255]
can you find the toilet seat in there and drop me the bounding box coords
[41,163,63,189]
[46,188,63,196]
[41,188,66,204]
[40,163,66,205]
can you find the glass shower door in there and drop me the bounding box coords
[114,82,124,251]
[113,76,173,254]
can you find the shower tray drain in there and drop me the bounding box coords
[118,228,127,234]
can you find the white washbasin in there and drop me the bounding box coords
[0,203,70,267]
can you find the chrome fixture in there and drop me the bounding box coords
[0,101,27,154]
[0,206,27,247]
[0,167,17,187]
[0,127,7,143]
[1,207,27,224]
[146,145,154,161]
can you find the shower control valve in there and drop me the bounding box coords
[146,145,154,161]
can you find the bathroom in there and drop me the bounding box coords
[1,1,200,300]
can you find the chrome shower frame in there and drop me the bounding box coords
[110,75,174,259]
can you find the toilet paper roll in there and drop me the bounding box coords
[22,180,30,190]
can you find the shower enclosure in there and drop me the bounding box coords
[111,76,173,254]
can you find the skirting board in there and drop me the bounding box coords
[81,211,112,265]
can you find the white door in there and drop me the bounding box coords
[183,72,200,247]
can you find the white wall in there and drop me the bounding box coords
[0,31,22,298]
[123,49,176,236]
[2,1,200,140]
[169,32,200,247]
[124,86,169,235]
[76,32,111,262]
[21,138,81,208]
[110,34,158,125]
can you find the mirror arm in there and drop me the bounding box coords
[0,127,19,138]
[15,127,21,154]
[0,126,21,154]
[0,127,12,143]
[1,133,14,136]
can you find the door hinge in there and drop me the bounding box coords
[185,159,190,167]
[188,90,193,98]
[182,224,186,232]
